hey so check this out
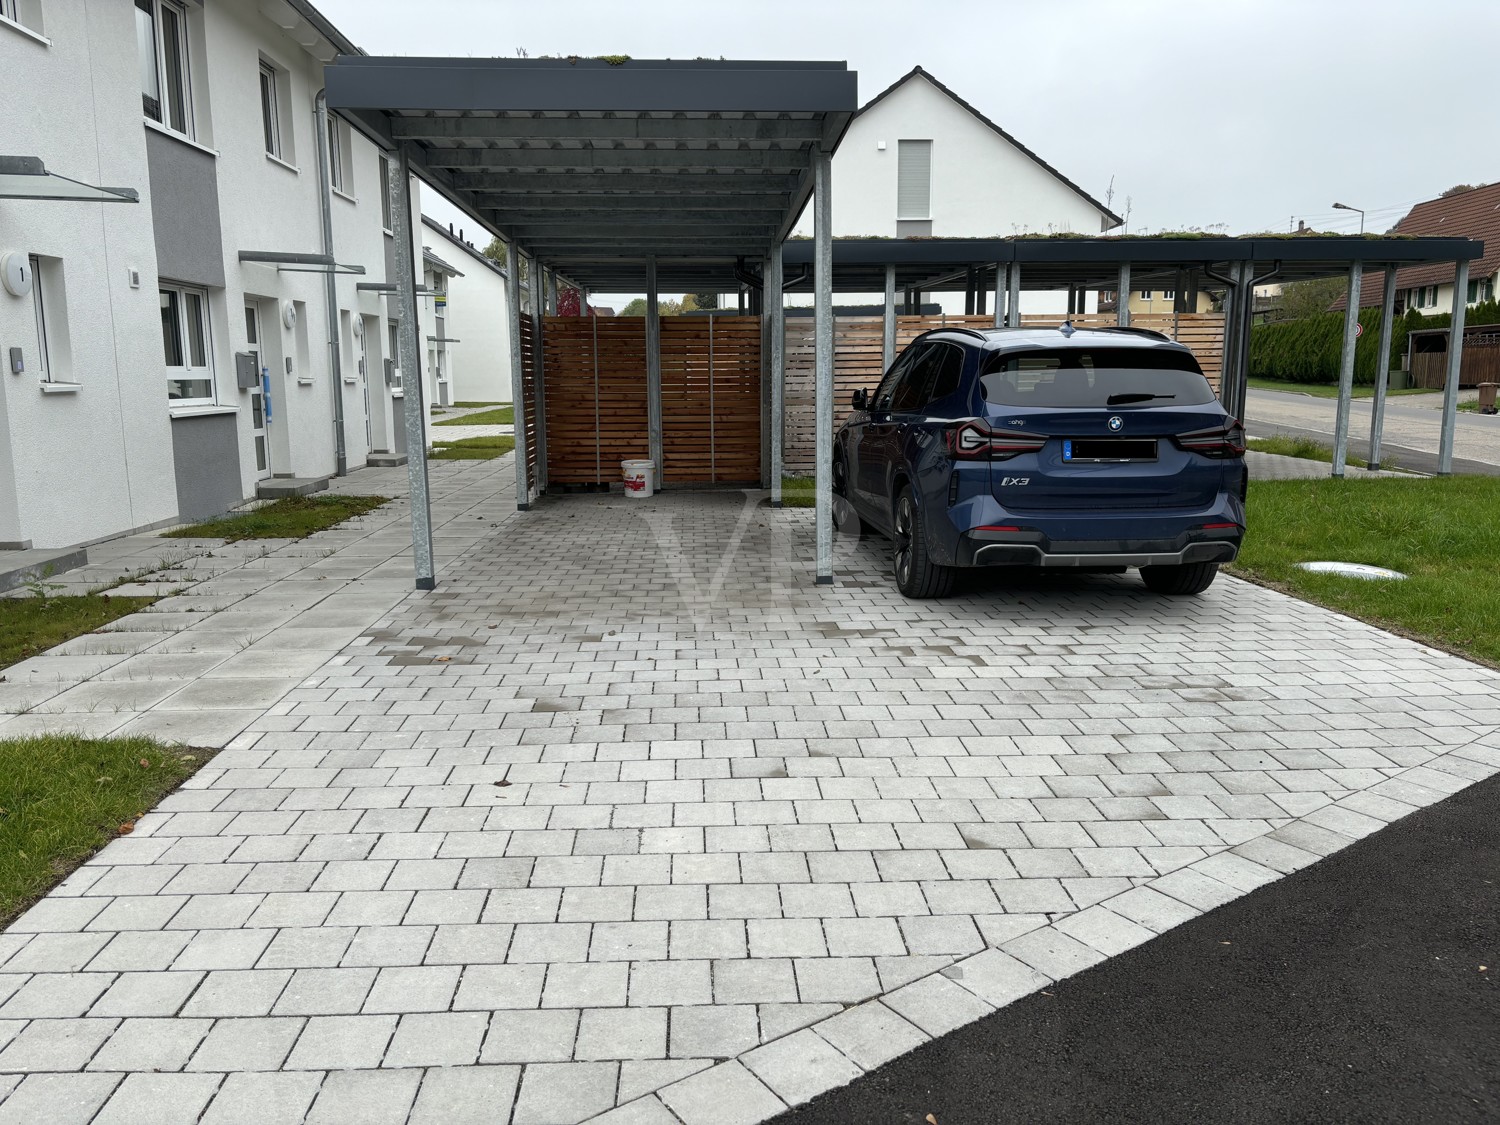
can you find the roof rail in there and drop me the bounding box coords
[1091,325,1173,342]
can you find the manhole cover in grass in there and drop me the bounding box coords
[1297,561,1407,580]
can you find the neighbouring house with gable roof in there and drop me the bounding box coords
[1333,183,1500,314]
[790,66,1122,313]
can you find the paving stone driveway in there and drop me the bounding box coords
[2,463,1498,1124]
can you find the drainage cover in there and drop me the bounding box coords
[1297,561,1407,580]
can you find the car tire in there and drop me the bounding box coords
[832,452,867,539]
[892,485,954,598]
[1140,561,1219,595]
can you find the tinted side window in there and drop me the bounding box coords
[891,346,941,412]
[924,344,965,406]
[873,344,924,410]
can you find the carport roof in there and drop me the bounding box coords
[326,56,858,291]
[780,235,1487,293]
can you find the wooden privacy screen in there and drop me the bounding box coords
[1409,331,1500,389]
[660,316,762,484]
[518,316,540,492]
[783,312,1226,473]
[540,317,649,485]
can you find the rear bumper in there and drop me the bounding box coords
[956,527,1240,568]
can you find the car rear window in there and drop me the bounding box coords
[980,346,1216,407]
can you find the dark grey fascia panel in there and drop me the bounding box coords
[325,57,856,114]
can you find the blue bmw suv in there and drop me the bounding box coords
[833,325,1247,598]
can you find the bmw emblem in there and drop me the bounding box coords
[1108,415,1124,432]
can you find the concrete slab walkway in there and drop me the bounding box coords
[0,456,1497,1124]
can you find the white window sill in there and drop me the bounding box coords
[296,377,314,386]
[144,117,218,158]
[391,390,405,399]
[382,229,394,238]
[38,381,80,394]
[332,187,358,206]
[169,404,238,419]
[0,14,49,46]
[265,152,299,175]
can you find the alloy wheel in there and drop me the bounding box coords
[893,495,913,585]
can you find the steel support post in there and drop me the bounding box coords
[1368,265,1398,471]
[882,264,897,373]
[1438,258,1470,475]
[1006,263,1021,327]
[1331,261,1363,478]
[645,256,663,477]
[993,263,1006,328]
[532,262,548,492]
[768,247,784,506]
[1116,264,1131,327]
[389,150,436,588]
[813,147,834,585]
[504,239,530,510]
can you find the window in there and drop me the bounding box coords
[1467,279,1494,305]
[259,62,281,158]
[892,343,965,412]
[327,116,346,193]
[1139,290,1152,300]
[980,348,1215,408]
[872,345,922,411]
[387,320,402,391]
[379,155,393,233]
[896,139,932,221]
[28,256,50,382]
[1163,289,1176,301]
[136,0,192,137]
[160,285,214,403]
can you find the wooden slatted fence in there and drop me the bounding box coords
[518,315,539,492]
[661,316,762,484]
[784,312,1225,472]
[540,317,650,485]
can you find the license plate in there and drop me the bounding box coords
[1063,439,1158,462]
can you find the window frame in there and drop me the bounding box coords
[387,320,403,392]
[259,60,281,159]
[872,344,923,412]
[327,116,346,194]
[895,139,933,222]
[137,0,194,139]
[379,154,394,233]
[160,283,216,406]
[28,255,51,383]
[1138,290,1152,300]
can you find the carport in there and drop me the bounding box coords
[325,56,857,589]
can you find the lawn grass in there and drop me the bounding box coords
[162,494,388,542]
[0,595,156,671]
[430,435,516,461]
[780,476,816,508]
[1248,376,1437,399]
[436,406,513,427]
[453,401,502,408]
[0,736,210,926]
[1231,476,1500,667]
[1247,434,1367,468]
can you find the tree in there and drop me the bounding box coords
[619,298,647,316]
[1440,184,1484,198]
[690,291,719,310]
[1264,276,1347,322]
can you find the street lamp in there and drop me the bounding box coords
[1332,201,1365,235]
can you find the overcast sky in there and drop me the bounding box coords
[317,0,1496,299]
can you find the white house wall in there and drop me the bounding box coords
[0,2,178,548]
[423,221,513,406]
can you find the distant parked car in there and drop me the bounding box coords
[833,325,1247,598]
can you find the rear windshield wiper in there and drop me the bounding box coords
[1106,393,1176,405]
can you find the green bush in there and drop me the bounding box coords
[1250,298,1500,385]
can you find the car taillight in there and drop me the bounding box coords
[1177,421,1246,459]
[947,420,1046,461]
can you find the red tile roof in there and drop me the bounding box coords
[1331,183,1500,309]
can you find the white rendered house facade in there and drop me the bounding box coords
[0,0,433,548]
[791,67,1121,315]
[422,217,515,407]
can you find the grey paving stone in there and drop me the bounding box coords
[669,1004,759,1059]
[382,1011,488,1067]
[480,1008,580,1063]
[744,1027,863,1105]
[270,966,375,1015]
[362,965,460,1013]
[658,1060,785,1125]
[88,1016,212,1072]
[199,1071,325,1125]
[408,1064,522,1124]
[0,1017,118,1072]
[575,1006,669,1061]
[0,1072,122,1125]
[510,1060,618,1124]
[93,1072,225,1124]
[305,1068,421,1125]
[284,1014,397,1070]
[187,1016,304,1071]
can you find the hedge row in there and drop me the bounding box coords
[1249,299,1500,385]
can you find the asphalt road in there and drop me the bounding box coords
[1245,387,1500,475]
[773,771,1500,1125]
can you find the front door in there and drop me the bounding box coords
[357,319,372,447]
[245,304,271,479]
